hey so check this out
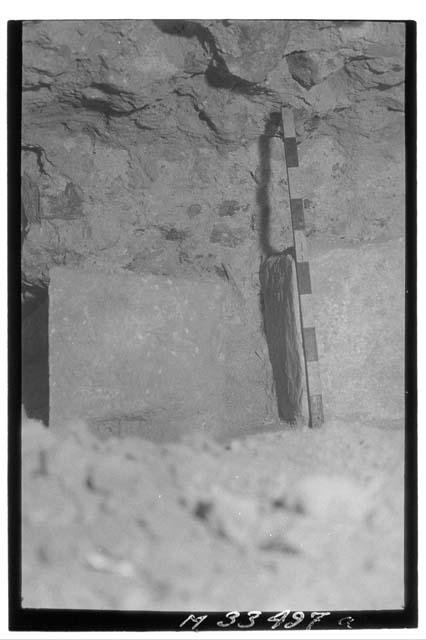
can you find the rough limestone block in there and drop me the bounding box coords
[49,267,228,434]
[260,253,309,424]
[311,238,405,423]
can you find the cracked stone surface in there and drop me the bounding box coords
[22,20,405,294]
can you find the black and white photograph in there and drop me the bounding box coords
[7,14,417,633]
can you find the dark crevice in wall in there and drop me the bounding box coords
[22,82,52,92]
[197,109,220,135]
[22,285,49,425]
[90,82,135,97]
[173,87,224,140]
[21,166,49,424]
[153,19,277,97]
[376,80,405,91]
[80,96,149,118]
[21,144,54,176]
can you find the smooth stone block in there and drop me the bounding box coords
[49,267,228,435]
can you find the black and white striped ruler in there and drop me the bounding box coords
[281,107,324,428]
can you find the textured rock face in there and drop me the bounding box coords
[21,20,406,427]
[22,19,405,291]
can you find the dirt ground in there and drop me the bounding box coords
[22,411,404,612]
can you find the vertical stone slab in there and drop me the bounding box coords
[310,238,405,423]
[49,267,228,435]
[260,253,309,424]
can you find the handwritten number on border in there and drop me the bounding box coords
[338,616,355,629]
[217,611,240,627]
[179,614,207,630]
[306,612,331,630]
[284,611,305,628]
[181,609,349,631]
[267,610,290,629]
[238,611,262,628]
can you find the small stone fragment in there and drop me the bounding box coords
[187,203,202,218]
[285,474,374,522]
[218,200,240,217]
[210,223,247,247]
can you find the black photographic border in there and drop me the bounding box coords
[8,18,418,632]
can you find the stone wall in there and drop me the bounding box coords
[21,20,406,429]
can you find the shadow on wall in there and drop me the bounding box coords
[256,110,286,258]
[257,112,302,423]
[153,20,276,97]
[21,171,49,424]
[152,20,286,257]
[22,286,49,425]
